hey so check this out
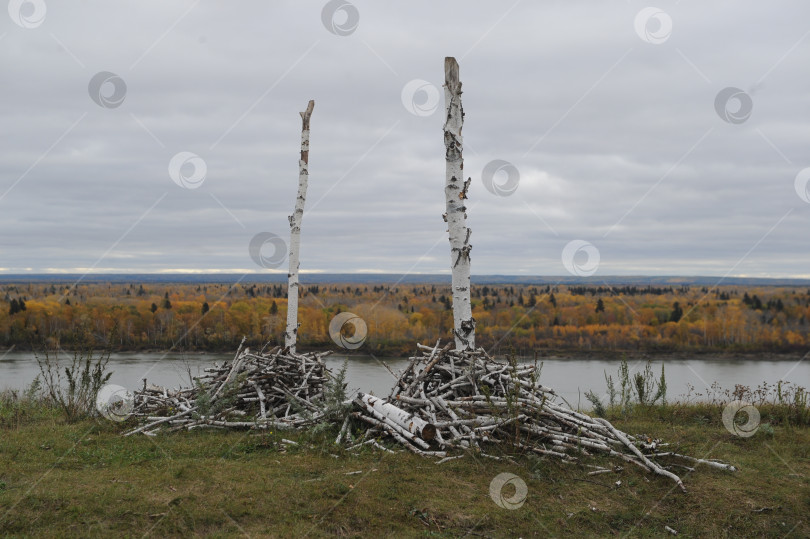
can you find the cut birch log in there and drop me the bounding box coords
[356,392,436,441]
[285,99,315,352]
[443,57,475,350]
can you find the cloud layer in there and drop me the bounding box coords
[2,1,809,278]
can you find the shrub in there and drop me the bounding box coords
[34,324,114,422]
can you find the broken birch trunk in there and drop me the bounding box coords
[342,57,736,492]
[443,57,475,350]
[285,100,315,353]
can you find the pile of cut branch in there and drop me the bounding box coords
[349,340,735,491]
[124,339,333,436]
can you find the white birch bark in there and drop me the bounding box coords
[285,100,315,352]
[443,57,475,350]
[358,392,436,441]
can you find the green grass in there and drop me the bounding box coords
[1,402,808,537]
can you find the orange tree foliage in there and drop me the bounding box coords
[1,282,809,356]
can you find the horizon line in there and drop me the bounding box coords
[1,272,810,284]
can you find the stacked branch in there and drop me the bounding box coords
[347,341,736,491]
[124,339,333,436]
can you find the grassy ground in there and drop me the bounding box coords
[1,404,808,537]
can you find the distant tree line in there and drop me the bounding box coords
[1,282,809,356]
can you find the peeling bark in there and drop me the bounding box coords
[285,100,315,352]
[443,57,475,350]
[357,392,436,441]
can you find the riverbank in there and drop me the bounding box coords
[2,344,807,362]
[534,348,810,362]
[1,405,808,537]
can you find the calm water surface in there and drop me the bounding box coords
[1,351,807,406]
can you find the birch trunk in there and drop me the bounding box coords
[357,392,436,441]
[443,57,475,350]
[285,100,315,352]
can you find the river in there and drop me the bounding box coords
[2,350,807,406]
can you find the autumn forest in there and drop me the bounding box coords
[2,280,810,357]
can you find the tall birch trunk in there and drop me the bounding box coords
[285,100,315,352]
[443,58,475,350]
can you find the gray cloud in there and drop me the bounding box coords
[1,1,810,277]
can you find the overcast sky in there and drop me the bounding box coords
[1,1,809,279]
